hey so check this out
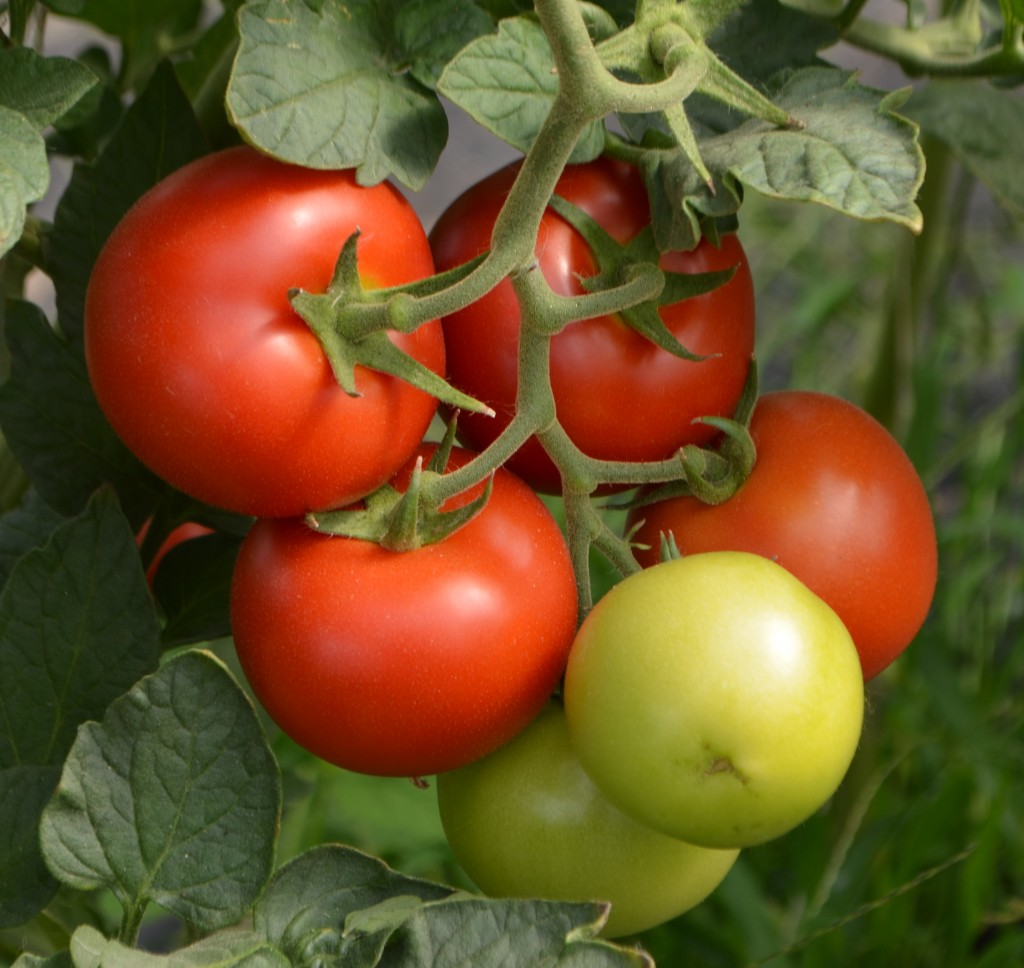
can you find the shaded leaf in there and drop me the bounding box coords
[0,765,61,928]
[438,15,605,163]
[394,0,495,90]
[0,300,162,520]
[227,0,448,189]
[0,488,160,770]
[41,650,281,932]
[0,489,65,592]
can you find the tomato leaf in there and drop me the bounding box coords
[641,67,925,250]
[0,766,62,928]
[0,48,99,129]
[254,845,452,965]
[0,106,48,260]
[49,60,208,344]
[394,0,495,90]
[437,15,606,164]
[227,0,455,190]
[66,924,287,968]
[0,489,160,771]
[903,80,1024,220]
[0,491,160,927]
[0,489,65,592]
[376,895,652,967]
[40,650,281,933]
[0,300,162,521]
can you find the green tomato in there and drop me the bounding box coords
[437,701,738,939]
[563,551,864,849]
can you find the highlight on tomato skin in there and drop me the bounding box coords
[228,446,580,779]
[429,155,757,494]
[84,145,445,519]
[626,390,939,679]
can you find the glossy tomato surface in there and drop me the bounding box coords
[229,447,579,777]
[437,701,739,938]
[627,391,938,679]
[429,156,756,493]
[85,145,444,517]
[564,552,864,849]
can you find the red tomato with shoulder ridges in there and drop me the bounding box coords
[229,446,579,777]
[85,145,444,518]
[429,157,756,493]
[626,391,938,679]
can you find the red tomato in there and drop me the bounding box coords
[429,157,756,493]
[85,146,444,517]
[626,391,938,679]
[229,447,579,777]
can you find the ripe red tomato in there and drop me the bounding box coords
[626,391,938,679]
[429,156,756,493]
[85,146,445,518]
[229,446,579,777]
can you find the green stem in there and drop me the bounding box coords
[841,18,1024,76]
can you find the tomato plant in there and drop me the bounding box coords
[627,391,939,679]
[437,700,739,938]
[84,145,445,518]
[563,551,864,849]
[229,447,578,777]
[429,156,756,493]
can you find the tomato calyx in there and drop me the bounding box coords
[619,361,759,511]
[289,232,494,416]
[546,194,735,357]
[306,423,494,552]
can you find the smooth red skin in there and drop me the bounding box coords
[626,391,938,680]
[429,157,756,493]
[229,447,579,777]
[85,146,445,517]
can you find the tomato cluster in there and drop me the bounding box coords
[84,147,938,938]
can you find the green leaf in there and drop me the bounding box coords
[393,0,495,90]
[0,488,160,770]
[0,489,65,592]
[378,895,651,967]
[151,532,243,648]
[0,490,159,928]
[0,105,48,260]
[40,650,281,932]
[13,953,73,968]
[49,60,208,344]
[903,80,1024,220]
[227,0,448,189]
[642,67,925,250]
[67,924,289,968]
[0,765,61,928]
[255,844,453,965]
[438,15,605,163]
[0,49,99,129]
[0,300,162,520]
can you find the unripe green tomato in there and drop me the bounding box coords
[564,551,865,849]
[437,701,739,938]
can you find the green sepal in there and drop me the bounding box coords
[290,233,494,415]
[547,195,735,362]
[659,530,683,562]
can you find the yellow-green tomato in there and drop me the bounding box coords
[437,701,739,938]
[563,551,864,850]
